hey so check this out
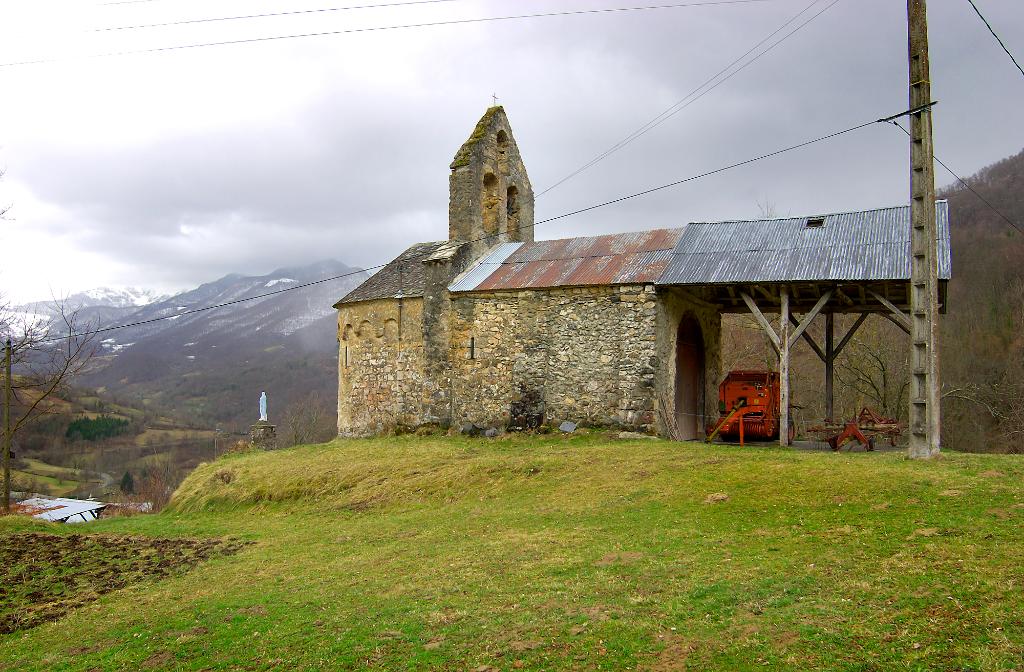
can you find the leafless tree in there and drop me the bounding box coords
[281,392,335,447]
[2,299,98,510]
[135,454,178,512]
[834,319,909,420]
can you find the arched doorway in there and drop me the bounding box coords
[675,315,705,440]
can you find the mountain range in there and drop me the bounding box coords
[18,259,367,431]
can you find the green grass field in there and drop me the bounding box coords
[1,433,1022,671]
[12,458,94,497]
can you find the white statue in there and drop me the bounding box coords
[259,391,268,422]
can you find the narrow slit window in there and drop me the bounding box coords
[344,346,349,368]
[469,337,475,360]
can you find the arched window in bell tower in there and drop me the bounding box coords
[483,172,499,237]
[506,185,520,237]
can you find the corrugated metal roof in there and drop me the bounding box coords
[448,242,523,292]
[15,497,107,523]
[658,202,951,285]
[335,240,451,306]
[451,229,683,292]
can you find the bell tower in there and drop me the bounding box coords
[448,106,534,260]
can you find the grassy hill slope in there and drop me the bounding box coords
[2,434,1022,670]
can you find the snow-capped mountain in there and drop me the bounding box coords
[13,287,169,328]
[73,287,168,309]
[79,259,367,428]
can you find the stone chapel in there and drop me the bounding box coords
[334,106,722,439]
[334,106,949,439]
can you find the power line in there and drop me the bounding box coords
[533,111,882,227]
[95,0,468,32]
[889,119,1022,235]
[37,103,921,345]
[1,0,773,68]
[536,0,841,198]
[965,0,1024,80]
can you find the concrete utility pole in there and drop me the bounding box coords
[907,0,941,458]
[3,339,12,511]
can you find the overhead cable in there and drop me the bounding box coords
[95,0,468,32]
[536,0,842,197]
[965,0,1024,80]
[888,119,1022,235]
[2,0,773,68]
[38,103,918,344]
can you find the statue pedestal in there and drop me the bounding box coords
[249,421,277,450]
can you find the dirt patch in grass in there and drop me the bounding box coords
[142,650,174,668]
[642,635,696,671]
[594,551,644,567]
[0,532,249,634]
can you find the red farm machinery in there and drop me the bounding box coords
[705,369,904,449]
[705,370,792,444]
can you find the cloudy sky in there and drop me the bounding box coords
[1,0,1022,303]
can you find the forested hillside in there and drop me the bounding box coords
[939,148,1024,452]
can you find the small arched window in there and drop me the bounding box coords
[482,172,500,235]
[496,130,508,149]
[506,185,519,217]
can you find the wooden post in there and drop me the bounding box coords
[779,289,791,446]
[825,313,834,420]
[908,0,941,458]
[3,339,12,512]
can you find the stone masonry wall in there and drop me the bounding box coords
[448,285,661,432]
[337,298,425,435]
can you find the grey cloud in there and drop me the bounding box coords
[4,0,1024,297]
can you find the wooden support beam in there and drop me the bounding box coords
[674,288,721,312]
[740,292,780,352]
[880,311,912,336]
[868,289,911,334]
[834,288,856,307]
[779,288,791,447]
[788,290,832,348]
[825,312,835,420]
[754,285,776,304]
[789,313,826,362]
[834,313,869,357]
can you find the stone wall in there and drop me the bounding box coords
[337,286,722,438]
[337,298,425,435]
[447,284,664,432]
[655,288,723,439]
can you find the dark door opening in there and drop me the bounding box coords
[675,315,705,440]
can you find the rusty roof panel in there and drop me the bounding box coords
[658,202,951,285]
[451,229,683,292]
